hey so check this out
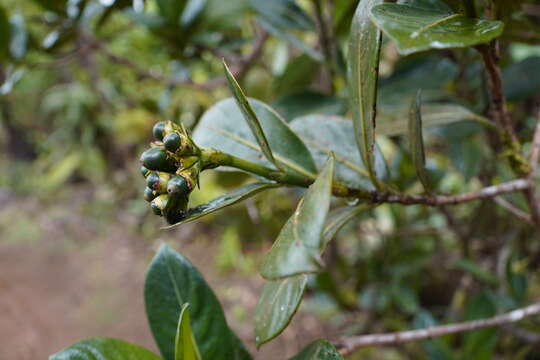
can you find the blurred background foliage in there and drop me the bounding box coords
[2,0,540,359]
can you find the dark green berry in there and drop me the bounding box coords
[146,172,160,189]
[140,147,177,172]
[146,172,170,193]
[144,187,157,202]
[163,132,182,153]
[167,175,191,195]
[152,121,167,141]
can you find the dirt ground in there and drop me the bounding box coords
[0,189,339,360]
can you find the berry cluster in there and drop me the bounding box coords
[140,121,200,224]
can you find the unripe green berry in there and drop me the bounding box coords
[144,187,157,202]
[146,172,160,189]
[140,147,177,172]
[163,132,182,153]
[167,175,191,195]
[152,121,167,141]
[147,172,170,193]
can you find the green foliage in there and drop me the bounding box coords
[2,0,540,358]
[145,244,251,360]
[49,338,163,360]
[371,0,505,55]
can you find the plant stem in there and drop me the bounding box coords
[201,148,532,206]
[336,301,540,355]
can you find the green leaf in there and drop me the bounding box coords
[273,91,347,121]
[260,155,334,280]
[289,115,388,191]
[289,339,344,360]
[165,182,280,228]
[0,6,10,60]
[175,304,202,360]
[49,337,162,360]
[273,55,320,97]
[348,0,383,189]
[323,204,374,248]
[408,90,432,192]
[250,0,314,31]
[193,98,317,178]
[255,275,308,347]
[370,0,505,55]
[157,0,188,25]
[378,103,491,136]
[223,61,281,171]
[145,244,251,360]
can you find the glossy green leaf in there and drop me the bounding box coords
[260,155,334,280]
[157,0,188,25]
[378,103,491,136]
[273,91,347,121]
[323,204,374,248]
[378,56,458,106]
[175,304,202,360]
[348,0,383,188]
[0,6,10,60]
[223,61,280,171]
[255,275,308,347]
[250,0,314,31]
[289,115,388,191]
[145,244,251,360]
[408,90,431,192]
[370,0,505,55]
[193,98,317,178]
[165,182,280,228]
[49,337,162,360]
[289,339,344,360]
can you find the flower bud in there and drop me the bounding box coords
[152,121,167,141]
[140,147,177,172]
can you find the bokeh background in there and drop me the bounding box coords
[2,0,540,359]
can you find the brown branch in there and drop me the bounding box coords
[369,178,531,206]
[336,301,540,356]
[478,44,519,145]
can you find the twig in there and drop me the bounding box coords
[336,301,540,356]
[493,196,533,225]
[526,113,540,226]
[478,44,519,145]
[204,149,531,206]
